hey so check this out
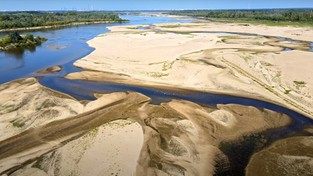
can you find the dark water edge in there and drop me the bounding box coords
[38,77,313,176]
[1,15,313,175]
[215,125,312,176]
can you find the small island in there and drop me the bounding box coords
[0,32,47,51]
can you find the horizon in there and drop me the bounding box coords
[1,0,313,11]
[1,8,313,12]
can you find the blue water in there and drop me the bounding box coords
[1,14,312,175]
[0,15,192,84]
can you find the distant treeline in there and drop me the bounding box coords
[169,9,313,22]
[0,11,124,30]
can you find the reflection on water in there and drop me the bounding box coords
[3,45,37,58]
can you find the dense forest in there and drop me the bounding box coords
[0,32,47,50]
[168,9,313,24]
[0,11,124,30]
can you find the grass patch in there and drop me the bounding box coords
[284,89,292,94]
[294,80,306,85]
[11,121,25,128]
[147,72,169,78]
[241,54,252,63]
[159,24,181,28]
[260,61,273,67]
[86,127,99,138]
[162,61,175,71]
[294,80,306,89]
[127,26,139,29]
[176,31,193,35]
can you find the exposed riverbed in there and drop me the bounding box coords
[0,15,312,176]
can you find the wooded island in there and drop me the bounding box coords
[0,32,47,50]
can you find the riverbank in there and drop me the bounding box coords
[0,77,293,175]
[0,20,127,33]
[70,21,313,119]
[1,15,313,176]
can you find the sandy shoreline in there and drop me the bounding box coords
[1,19,313,176]
[0,78,145,175]
[70,21,313,119]
[0,78,295,175]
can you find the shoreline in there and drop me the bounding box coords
[1,15,312,176]
[65,70,313,120]
[70,21,313,119]
[0,77,296,175]
[65,70,287,110]
[0,20,128,33]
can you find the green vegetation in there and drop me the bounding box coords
[168,9,313,26]
[294,80,306,89]
[260,61,273,67]
[11,120,25,128]
[147,72,169,78]
[284,89,292,94]
[0,11,125,30]
[294,80,306,85]
[159,24,181,28]
[0,31,47,50]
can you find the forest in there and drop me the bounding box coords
[0,11,124,30]
[168,9,313,25]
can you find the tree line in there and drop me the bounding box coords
[0,11,124,30]
[168,9,313,23]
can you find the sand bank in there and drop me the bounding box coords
[0,78,293,175]
[246,135,313,176]
[0,78,146,175]
[70,22,313,118]
[36,66,62,74]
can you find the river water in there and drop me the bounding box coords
[0,15,312,175]
[0,15,192,84]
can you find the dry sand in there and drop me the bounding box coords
[0,78,292,176]
[0,78,146,175]
[70,22,313,118]
[1,19,313,176]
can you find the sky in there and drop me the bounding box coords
[0,0,313,11]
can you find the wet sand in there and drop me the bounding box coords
[37,66,62,74]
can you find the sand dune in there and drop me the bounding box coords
[70,22,313,119]
[0,78,292,176]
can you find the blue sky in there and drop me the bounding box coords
[1,0,313,11]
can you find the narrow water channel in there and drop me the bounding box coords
[1,14,313,175]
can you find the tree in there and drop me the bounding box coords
[24,34,34,41]
[9,32,23,43]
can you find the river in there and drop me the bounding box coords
[0,14,312,175]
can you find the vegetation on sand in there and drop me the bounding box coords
[0,32,47,50]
